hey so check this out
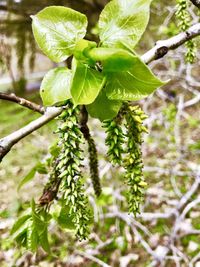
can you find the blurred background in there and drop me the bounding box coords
[0,0,200,266]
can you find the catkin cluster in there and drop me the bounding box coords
[104,104,148,215]
[104,116,124,165]
[56,102,90,240]
[39,102,148,235]
[88,136,102,197]
[124,105,148,215]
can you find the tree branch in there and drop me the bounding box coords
[0,23,200,162]
[0,107,63,162]
[0,93,45,114]
[190,0,200,8]
[142,23,200,64]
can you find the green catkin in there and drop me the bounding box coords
[124,105,148,215]
[80,106,101,197]
[88,136,102,197]
[56,102,90,240]
[176,0,196,63]
[104,115,124,165]
[186,39,196,63]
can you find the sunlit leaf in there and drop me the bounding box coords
[39,228,50,253]
[106,56,166,101]
[40,67,72,106]
[35,163,48,174]
[32,6,88,62]
[86,89,122,121]
[18,163,47,191]
[86,47,138,72]
[11,215,31,235]
[17,169,36,191]
[27,221,39,252]
[70,59,106,106]
[99,0,152,49]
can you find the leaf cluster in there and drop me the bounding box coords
[32,1,166,121]
[11,200,51,253]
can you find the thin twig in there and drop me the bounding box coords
[190,0,200,8]
[142,23,200,63]
[103,211,160,262]
[0,93,45,114]
[0,107,63,162]
[75,250,111,267]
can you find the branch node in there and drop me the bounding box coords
[0,146,10,162]
[155,46,169,60]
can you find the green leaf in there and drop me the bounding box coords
[40,67,72,106]
[35,163,48,174]
[70,59,106,106]
[17,168,36,191]
[27,221,39,252]
[74,39,97,62]
[86,89,122,121]
[15,232,27,247]
[39,228,50,253]
[11,215,31,235]
[12,201,51,253]
[32,213,46,236]
[98,0,152,49]
[32,6,88,62]
[105,57,166,101]
[18,163,47,191]
[12,217,31,247]
[12,214,32,240]
[31,201,50,252]
[86,47,138,72]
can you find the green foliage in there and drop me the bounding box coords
[86,89,122,121]
[31,3,165,110]
[70,59,106,106]
[11,200,51,253]
[105,56,166,101]
[31,6,88,62]
[86,48,138,72]
[57,204,76,230]
[40,67,72,106]
[18,162,47,191]
[98,0,152,49]
[74,39,97,62]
